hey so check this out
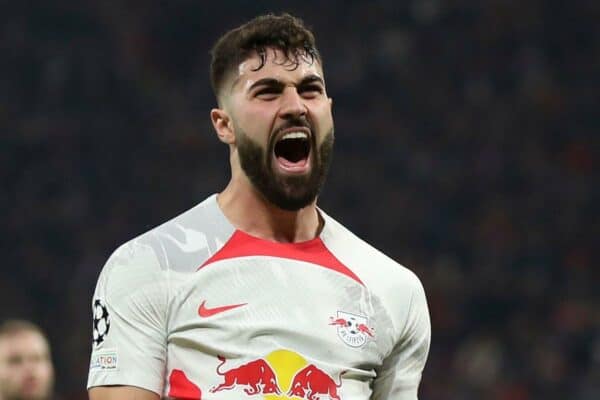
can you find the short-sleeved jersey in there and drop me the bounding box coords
[87,195,430,399]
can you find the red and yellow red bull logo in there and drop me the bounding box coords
[212,349,344,399]
[168,349,345,399]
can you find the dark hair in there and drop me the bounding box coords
[210,13,322,100]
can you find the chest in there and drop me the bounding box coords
[165,257,395,389]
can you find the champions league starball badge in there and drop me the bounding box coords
[329,311,375,348]
[92,298,110,347]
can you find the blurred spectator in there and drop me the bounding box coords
[0,320,55,400]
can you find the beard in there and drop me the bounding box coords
[235,123,334,211]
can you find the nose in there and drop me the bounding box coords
[278,87,307,120]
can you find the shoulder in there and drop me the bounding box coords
[96,195,235,292]
[320,210,427,329]
[320,210,423,288]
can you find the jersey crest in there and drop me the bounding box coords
[329,311,375,348]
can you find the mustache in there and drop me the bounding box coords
[272,117,312,137]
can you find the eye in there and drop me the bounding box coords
[255,87,281,100]
[7,355,24,366]
[299,85,324,98]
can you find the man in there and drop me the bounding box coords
[0,320,55,400]
[88,13,430,400]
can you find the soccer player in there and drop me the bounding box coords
[88,13,430,400]
[0,320,55,400]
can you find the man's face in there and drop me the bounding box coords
[225,48,334,210]
[0,331,54,400]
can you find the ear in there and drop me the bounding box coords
[210,108,235,144]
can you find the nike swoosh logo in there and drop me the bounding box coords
[198,300,247,317]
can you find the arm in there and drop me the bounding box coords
[372,277,431,400]
[87,241,169,396]
[89,386,160,400]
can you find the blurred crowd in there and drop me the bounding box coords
[1,1,597,399]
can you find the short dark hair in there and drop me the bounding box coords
[210,13,322,101]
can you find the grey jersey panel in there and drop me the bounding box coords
[132,194,235,273]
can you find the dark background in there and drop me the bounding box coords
[1,1,597,399]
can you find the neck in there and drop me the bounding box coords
[217,178,322,243]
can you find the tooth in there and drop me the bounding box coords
[282,132,308,140]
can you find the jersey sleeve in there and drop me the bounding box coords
[372,275,431,400]
[87,240,169,395]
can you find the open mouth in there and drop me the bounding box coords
[273,131,311,172]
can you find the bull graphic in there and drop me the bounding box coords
[329,317,349,328]
[210,355,281,395]
[287,364,346,400]
[357,323,374,337]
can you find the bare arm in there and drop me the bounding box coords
[89,386,160,400]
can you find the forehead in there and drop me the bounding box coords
[232,48,324,91]
[0,331,48,355]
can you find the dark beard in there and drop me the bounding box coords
[236,127,334,211]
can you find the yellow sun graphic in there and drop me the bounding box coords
[263,349,308,399]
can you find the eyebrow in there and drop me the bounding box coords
[248,75,325,92]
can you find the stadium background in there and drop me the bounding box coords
[1,1,597,399]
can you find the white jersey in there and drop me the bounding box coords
[87,195,430,399]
